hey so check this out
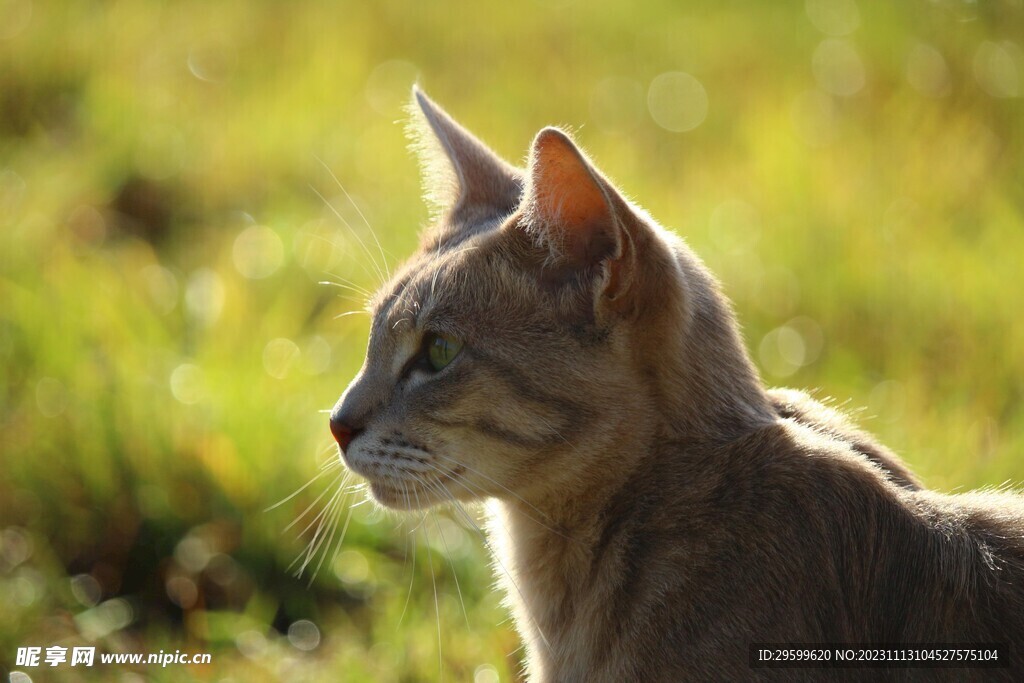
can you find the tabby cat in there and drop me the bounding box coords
[328,88,1024,681]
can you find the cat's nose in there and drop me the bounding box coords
[329,405,365,452]
[330,377,374,452]
[329,414,361,451]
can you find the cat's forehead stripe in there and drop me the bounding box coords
[379,245,478,333]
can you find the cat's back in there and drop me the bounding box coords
[586,417,1024,680]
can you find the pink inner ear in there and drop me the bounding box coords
[531,130,614,264]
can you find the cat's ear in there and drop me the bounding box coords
[407,87,523,222]
[521,127,637,309]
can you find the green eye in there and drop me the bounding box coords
[426,333,463,371]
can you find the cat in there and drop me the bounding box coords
[328,87,1024,682]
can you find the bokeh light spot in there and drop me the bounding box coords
[647,72,709,132]
[1,527,34,570]
[813,39,866,97]
[759,326,808,378]
[263,338,300,379]
[185,269,225,326]
[140,264,179,315]
[187,39,237,84]
[170,364,205,405]
[236,630,268,660]
[35,377,67,417]
[205,553,240,586]
[11,568,43,607]
[299,336,331,375]
[426,516,470,558]
[70,573,102,607]
[165,575,199,609]
[906,43,951,98]
[786,316,824,366]
[474,664,500,683]
[67,204,107,243]
[75,598,133,640]
[869,380,906,424]
[973,41,1022,99]
[233,226,285,279]
[333,550,369,585]
[776,326,806,367]
[287,619,321,651]
[175,535,212,573]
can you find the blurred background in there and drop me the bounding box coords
[1,0,1022,680]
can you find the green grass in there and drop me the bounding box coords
[1,0,1023,680]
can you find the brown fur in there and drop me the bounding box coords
[329,88,1024,681]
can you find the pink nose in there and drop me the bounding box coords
[330,418,354,451]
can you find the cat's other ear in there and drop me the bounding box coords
[521,127,638,311]
[407,87,523,224]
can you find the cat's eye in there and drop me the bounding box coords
[426,332,463,371]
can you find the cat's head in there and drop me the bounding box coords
[329,88,765,511]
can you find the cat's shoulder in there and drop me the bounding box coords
[766,387,922,489]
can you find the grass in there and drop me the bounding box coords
[1,0,1022,680]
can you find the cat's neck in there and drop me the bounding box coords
[490,430,689,679]
[656,241,774,442]
[490,491,622,678]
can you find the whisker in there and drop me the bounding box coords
[431,477,553,656]
[286,474,344,538]
[335,310,371,320]
[287,485,342,574]
[430,495,470,629]
[272,470,344,523]
[416,463,507,545]
[322,269,375,294]
[296,483,346,577]
[318,278,373,299]
[411,470,553,657]
[430,264,442,299]
[445,497,487,541]
[429,452,581,545]
[447,244,480,259]
[310,184,387,286]
[318,283,373,304]
[264,461,340,513]
[318,439,340,454]
[303,491,344,584]
[349,495,374,509]
[414,487,443,681]
[398,482,418,628]
[309,488,356,586]
[535,414,578,452]
[315,155,392,281]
